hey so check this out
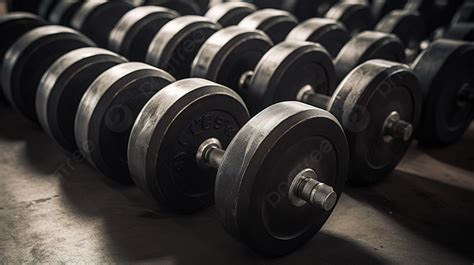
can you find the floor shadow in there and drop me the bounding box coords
[346,169,474,259]
[0,103,39,141]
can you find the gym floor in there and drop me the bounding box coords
[0,2,473,264]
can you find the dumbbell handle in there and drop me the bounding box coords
[296,85,332,110]
[196,138,337,211]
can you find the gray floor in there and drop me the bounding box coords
[0,101,473,264]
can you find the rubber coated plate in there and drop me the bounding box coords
[329,60,422,183]
[71,1,133,47]
[238,9,299,44]
[451,2,474,24]
[108,6,178,61]
[412,39,474,145]
[146,0,201,15]
[36,47,127,152]
[146,16,221,79]
[325,3,374,36]
[334,31,406,82]
[128,78,249,212]
[286,0,339,20]
[286,18,350,58]
[205,2,257,27]
[2,25,94,121]
[444,24,474,41]
[0,13,46,92]
[49,0,84,26]
[75,62,175,184]
[38,0,60,18]
[376,10,426,61]
[216,101,349,257]
[371,0,408,20]
[191,26,273,100]
[247,41,336,115]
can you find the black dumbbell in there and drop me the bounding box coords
[2,25,95,121]
[443,23,474,41]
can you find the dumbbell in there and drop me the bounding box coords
[451,0,474,25]
[443,23,474,41]
[2,25,95,121]
[0,13,47,100]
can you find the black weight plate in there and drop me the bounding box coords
[38,0,60,18]
[71,1,133,47]
[285,0,339,20]
[325,3,375,36]
[49,0,83,26]
[146,16,221,79]
[238,9,299,44]
[128,78,249,212]
[247,41,336,115]
[195,0,211,14]
[370,0,407,20]
[36,47,127,152]
[2,25,94,121]
[0,13,46,93]
[216,101,348,257]
[334,31,406,82]
[191,26,273,100]
[286,18,350,58]
[146,0,201,15]
[451,2,474,24]
[329,60,422,183]
[444,23,474,41]
[412,39,474,145]
[75,62,175,184]
[205,2,257,27]
[108,6,178,61]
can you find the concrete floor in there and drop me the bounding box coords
[0,101,473,264]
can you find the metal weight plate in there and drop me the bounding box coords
[0,13,46,93]
[128,78,249,212]
[191,26,273,100]
[38,0,60,18]
[238,9,299,44]
[146,16,221,79]
[49,0,84,26]
[451,1,474,24]
[2,25,95,121]
[205,2,257,27]
[412,39,474,145]
[108,6,178,61]
[444,23,474,41]
[284,0,339,20]
[334,31,406,82]
[145,0,201,15]
[75,63,175,184]
[247,41,336,115]
[216,101,349,257]
[375,9,426,62]
[71,1,133,47]
[370,0,408,20]
[325,3,375,36]
[286,18,351,58]
[36,47,127,152]
[329,60,422,183]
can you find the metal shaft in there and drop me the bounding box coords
[289,169,338,211]
[196,138,225,169]
[296,85,332,110]
[383,111,414,142]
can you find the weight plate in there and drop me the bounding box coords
[334,31,406,82]
[128,78,249,211]
[376,10,426,60]
[325,3,375,36]
[108,6,178,61]
[205,2,257,27]
[75,62,175,183]
[216,101,348,257]
[6,0,41,13]
[49,0,83,26]
[71,1,133,47]
[191,26,273,100]
[370,0,408,20]
[38,0,60,18]
[146,16,221,79]
[329,60,422,183]
[238,9,299,44]
[451,2,474,24]
[412,39,474,145]
[247,41,336,115]
[2,25,94,121]
[145,0,201,15]
[36,47,127,152]
[444,23,474,41]
[285,0,339,20]
[286,18,350,58]
[0,13,46,93]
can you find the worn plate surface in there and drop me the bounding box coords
[36,47,126,152]
[75,62,175,184]
[205,2,256,27]
[444,23,474,41]
[329,60,422,183]
[2,25,94,121]
[325,3,374,36]
[146,0,201,15]
[128,78,249,212]
[216,101,348,257]
[49,0,83,26]
[247,41,336,115]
